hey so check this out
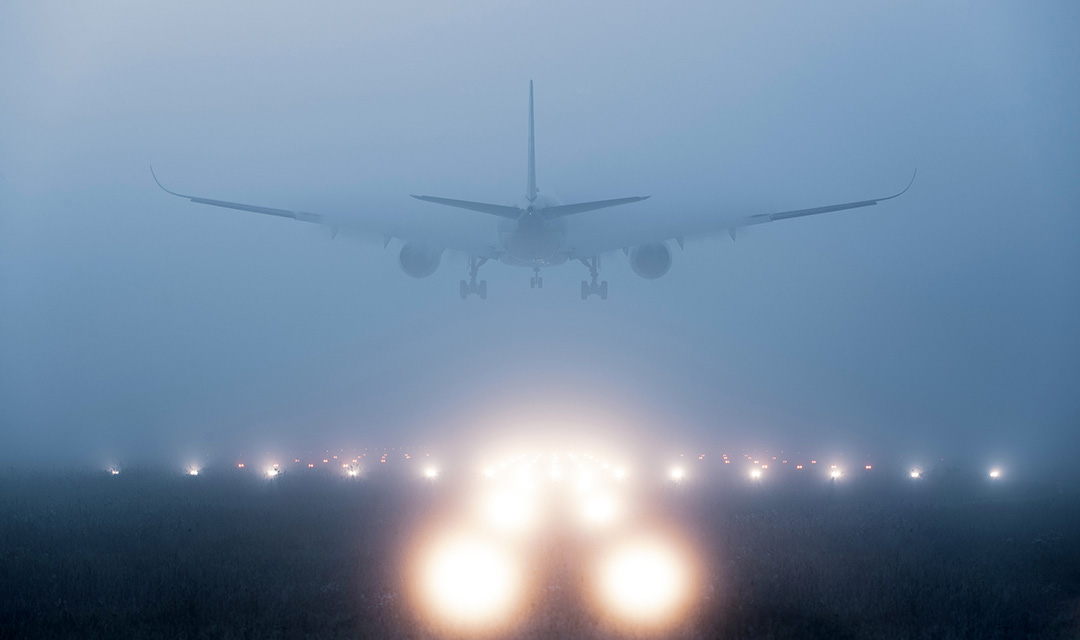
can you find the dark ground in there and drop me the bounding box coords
[1,463,1078,639]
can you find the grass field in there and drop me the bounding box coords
[1,464,1078,638]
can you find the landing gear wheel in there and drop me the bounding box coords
[479,280,487,300]
[599,280,608,300]
[581,281,589,300]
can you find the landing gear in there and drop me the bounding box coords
[530,267,543,289]
[578,256,608,300]
[460,257,488,299]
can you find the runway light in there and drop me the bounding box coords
[582,493,618,527]
[989,469,1001,479]
[483,491,533,532]
[237,463,244,468]
[749,468,762,479]
[670,467,685,482]
[830,469,842,479]
[796,465,803,470]
[419,536,518,628]
[424,466,439,479]
[188,468,199,476]
[347,468,359,477]
[599,539,688,625]
[266,467,279,478]
[910,469,921,478]
[109,468,120,475]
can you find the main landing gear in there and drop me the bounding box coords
[579,256,608,300]
[530,267,543,289]
[460,257,488,299]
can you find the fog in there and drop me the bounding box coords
[1,2,1077,474]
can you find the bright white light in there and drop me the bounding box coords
[266,467,279,478]
[599,540,688,623]
[188,468,200,476]
[346,468,359,477]
[420,536,517,627]
[482,467,495,479]
[424,467,439,479]
[989,469,1001,479]
[109,468,120,475]
[670,467,685,482]
[483,491,533,532]
[749,469,762,479]
[582,493,618,527]
[830,469,842,479]
[910,469,921,479]
[613,467,627,481]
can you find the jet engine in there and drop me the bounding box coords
[398,242,443,278]
[629,242,672,279]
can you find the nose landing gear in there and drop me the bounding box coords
[578,256,608,300]
[460,257,488,299]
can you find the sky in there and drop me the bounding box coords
[1,1,1078,474]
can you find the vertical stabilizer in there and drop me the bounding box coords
[527,80,537,203]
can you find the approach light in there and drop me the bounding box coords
[483,467,495,479]
[749,469,762,479]
[266,467,279,478]
[109,468,120,475]
[670,467,685,482]
[581,493,618,527]
[830,469,842,479]
[613,467,627,480]
[910,469,921,479]
[483,491,533,532]
[989,469,1001,479]
[420,535,518,628]
[424,466,439,479]
[188,468,199,476]
[598,539,689,625]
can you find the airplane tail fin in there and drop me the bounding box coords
[527,80,537,203]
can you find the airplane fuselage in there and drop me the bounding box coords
[497,194,569,267]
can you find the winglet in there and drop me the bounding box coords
[880,168,917,202]
[149,164,187,198]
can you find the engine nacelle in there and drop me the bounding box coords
[398,242,443,278]
[629,242,672,279]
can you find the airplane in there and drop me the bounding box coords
[152,81,914,300]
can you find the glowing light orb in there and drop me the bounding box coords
[582,493,618,527]
[830,469,842,479]
[910,469,921,479]
[989,469,1001,479]
[109,469,120,475]
[424,467,439,479]
[669,467,685,482]
[483,491,533,532]
[599,540,688,624]
[266,468,279,478]
[420,537,517,627]
[749,469,762,479]
[613,467,627,480]
[482,467,495,479]
[188,469,199,476]
[347,468,359,477]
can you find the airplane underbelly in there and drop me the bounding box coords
[500,230,567,267]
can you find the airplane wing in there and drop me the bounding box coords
[562,171,915,259]
[151,167,500,258]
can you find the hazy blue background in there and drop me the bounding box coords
[2,2,1077,472]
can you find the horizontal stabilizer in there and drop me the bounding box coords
[411,195,521,219]
[541,196,650,219]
